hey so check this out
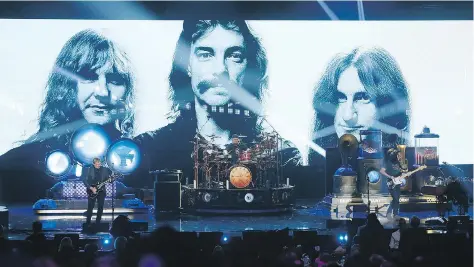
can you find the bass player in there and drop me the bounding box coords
[380,148,405,219]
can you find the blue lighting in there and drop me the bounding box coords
[367,170,381,184]
[103,239,110,245]
[71,124,111,165]
[106,138,141,174]
[338,233,348,242]
[400,178,407,187]
[45,150,71,178]
[222,236,229,243]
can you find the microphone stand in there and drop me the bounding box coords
[260,116,282,187]
[111,163,115,224]
[364,163,371,216]
[195,114,211,189]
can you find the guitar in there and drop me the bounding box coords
[389,165,427,188]
[86,173,120,199]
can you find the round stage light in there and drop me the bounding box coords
[45,150,72,178]
[244,193,254,203]
[222,236,229,243]
[367,170,381,184]
[71,124,111,165]
[203,193,212,203]
[106,138,141,175]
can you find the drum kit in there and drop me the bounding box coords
[191,131,283,189]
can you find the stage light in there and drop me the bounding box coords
[244,193,254,203]
[222,236,229,243]
[337,233,348,243]
[203,193,211,203]
[103,239,110,245]
[45,150,72,178]
[71,124,110,165]
[106,138,141,174]
[75,164,82,177]
[367,170,381,184]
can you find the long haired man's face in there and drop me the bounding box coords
[77,63,127,125]
[334,67,377,139]
[189,26,247,106]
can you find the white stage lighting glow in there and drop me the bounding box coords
[71,124,111,165]
[75,164,83,177]
[106,138,141,174]
[45,150,71,177]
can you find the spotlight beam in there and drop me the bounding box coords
[25,119,89,144]
[53,66,85,82]
[357,0,365,21]
[172,35,328,157]
[376,99,410,119]
[371,121,410,140]
[316,0,340,20]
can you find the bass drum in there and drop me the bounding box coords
[229,165,252,189]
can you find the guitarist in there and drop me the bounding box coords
[380,148,405,219]
[83,157,112,225]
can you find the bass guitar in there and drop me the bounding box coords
[390,165,427,187]
[86,173,120,199]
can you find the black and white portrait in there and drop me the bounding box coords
[131,20,269,185]
[310,47,411,164]
[0,20,471,176]
[0,28,136,169]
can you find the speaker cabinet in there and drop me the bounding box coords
[154,181,181,212]
[151,170,182,182]
[357,158,388,195]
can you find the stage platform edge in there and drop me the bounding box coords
[321,194,452,214]
[33,198,148,215]
[181,185,295,214]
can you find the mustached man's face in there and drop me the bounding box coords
[189,26,247,106]
[77,63,127,125]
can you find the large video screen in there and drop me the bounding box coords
[0,19,472,173]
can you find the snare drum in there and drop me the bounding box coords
[229,165,252,188]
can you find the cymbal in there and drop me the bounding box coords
[237,135,247,138]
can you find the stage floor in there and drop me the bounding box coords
[5,199,473,240]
